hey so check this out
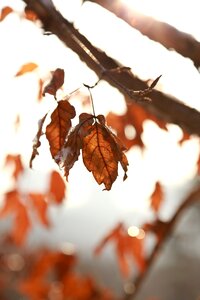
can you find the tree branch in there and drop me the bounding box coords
[124,184,200,300]
[88,0,200,69]
[22,0,200,136]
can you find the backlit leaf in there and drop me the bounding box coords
[29,193,50,227]
[0,190,31,245]
[150,181,163,213]
[62,113,94,180]
[49,170,66,203]
[95,223,145,277]
[43,68,65,98]
[29,113,48,168]
[143,219,169,242]
[82,116,128,190]
[5,154,24,180]
[0,6,13,21]
[24,7,38,21]
[62,124,82,180]
[15,63,38,76]
[46,100,76,158]
[12,201,31,245]
[107,102,168,150]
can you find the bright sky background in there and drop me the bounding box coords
[0,0,200,294]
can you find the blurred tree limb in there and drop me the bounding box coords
[22,0,200,136]
[124,183,200,299]
[88,0,200,69]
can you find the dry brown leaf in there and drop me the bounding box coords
[15,63,38,76]
[94,222,145,277]
[29,193,50,227]
[0,6,13,21]
[5,154,24,180]
[43,68,65,98]
[150,181,163,213]
[62,113,94,180]
[49,170,66,204]
[143,219,169,242]
[82,115,128,190]
[46,100,76,158]
[0,190,31,245]
[107,102,168,150]
[30,113,48,168]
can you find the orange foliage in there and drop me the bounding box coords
[150,181,164,213]
[0,6,13,21]
[1,156,66,245]
[107,102,167,149]
[95,223,146,276]
[143,219,169,242]
[5,154,24,180]
[15,63,38,76]
[46,100,76,158]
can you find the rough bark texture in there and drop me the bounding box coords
[22,0,200,136]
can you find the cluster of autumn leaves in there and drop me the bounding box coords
[0,153,165,300]
[1,5,200,299]
[30,68,129,191]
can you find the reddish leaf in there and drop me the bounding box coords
[150,182,163,213]
[62,113,94,180]
[143,219,169,242]
[126,235,146,273]
[62,272,94,299]
[46,100,76,158]
[95,223,145,277]
[24,7,38,21]
[30,113,48,168]
[107,102,168,150]
[29,193,50,227]
[82,115,128,190]
[5,154,24,180]
[43,68,65,98]
[0,190,31,245]
[19,278,49,300]
[12,202,31,245]
[62,124,82,180]
[178,130,191,145]
[0,190,20,218]
[15,63,38,76]
[49,170,66,203]
[0,6,13,21]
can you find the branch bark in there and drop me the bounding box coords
[22,0,200,136]
[88,0,200,69]
[124,184,200,300]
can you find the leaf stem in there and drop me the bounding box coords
[83,83,98,117]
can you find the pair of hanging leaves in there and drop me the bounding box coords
[30,68,128,190]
